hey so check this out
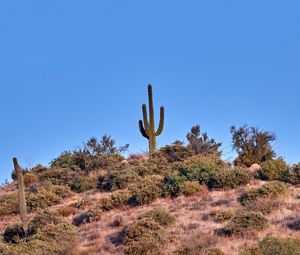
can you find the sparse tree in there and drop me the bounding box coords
[186,125,222,156]
[230,125,276,167]
[83,135,129,157]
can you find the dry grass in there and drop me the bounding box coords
[1,180,300,255]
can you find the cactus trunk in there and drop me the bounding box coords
[13,157,28,230]
[149,135,157,155]
[139,84,164,156]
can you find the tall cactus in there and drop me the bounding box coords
[13,157,27,229]
[139,84,164,155]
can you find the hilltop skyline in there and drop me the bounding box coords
[1,1,300,182]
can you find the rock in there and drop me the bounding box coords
[249,163,261,173]
[120,160,129,165]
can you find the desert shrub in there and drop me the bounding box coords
[259,158,289,181]
[0,184,72,217]
[231,125,276,167]
[282,162,300,185]
[186,125,222,156]
[0,211,77,255]
[128,164,157,177]
[72,208,102,226]
[156,143,193,162]
[55,205,78,217]
[240,247,262,255]
[288,218,300,231]
[100,190,131,211]
[179,166,215,185]
[245,198,285,215]
[215,210,234,223]
[30,164,48,174]
[28,211,62,235]
[69,175,92,193]
[240,181,290,206]
[51,135,128,172]
[23,173,38,187]
[26,211,76,254]
[26,188,61,211]
[259,236,300,255]
[38,167,80,186]
[49,184,74,198]
[183,155,226,171]
[97,168,140,192]
[138,207,175,227]
[3,224,26,244]
[173,232,218,255]
[179,181,203,196]
[128,175,163,205]
[208,167,252,190]
[124,218,170,255]
[222,211,268,236]
[163,175,187,197]
[203,249,225,255]
[179,155,228,185]
[0,193,18,218]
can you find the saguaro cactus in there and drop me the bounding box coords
[139,84,164,155]
[13,157,27,229]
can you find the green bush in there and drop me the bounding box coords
[215,210,234,223]
[240,181,290,206]
[0,184,72,217]
[0,193,18,218]
[124,216,171,255]
[38,167,80,186]
[183,155,226,171]
[282,162,300,185]
[222,211,268,236]
[241,236,300,255]
[259,158,289,181]
[97,168,140,192]
[208,167,252,190]
[28,211,62,235]
[259,236,300,255]
[179,181,203,196]
[156,144,193,162]
[163,175,187,197]
[178,166,214,185]
[26,188,62,211]
[100,190,131,211]
[1,211,76,255]
[124,219,167,255]
[69,175,92,193]
[128,175,163,205]
[137,207,175,227]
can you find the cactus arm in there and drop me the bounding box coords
[13,157,27,229]
[142,104,149,135]
[155,106,164,136]
[139,120,149,139]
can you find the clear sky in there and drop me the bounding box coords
[1,1,300,183]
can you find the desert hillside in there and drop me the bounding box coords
[0,127,300,255]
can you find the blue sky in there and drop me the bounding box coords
[1,1,300,182]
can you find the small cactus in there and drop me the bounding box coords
[139,84,164,155]
[13,157,28,230]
